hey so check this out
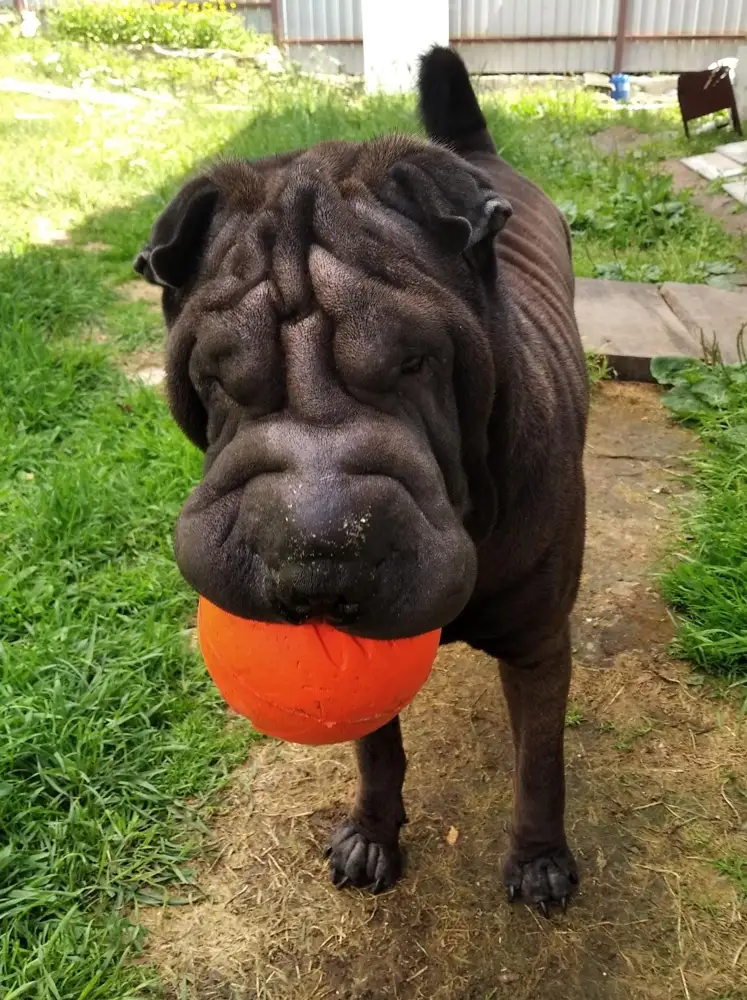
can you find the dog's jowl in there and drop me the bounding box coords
[135,47,588,914]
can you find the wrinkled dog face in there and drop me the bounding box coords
[135,137,511,639]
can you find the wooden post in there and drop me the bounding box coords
[269,0,282,46]
[361,0,449,93]
[737,46,747,125]
[613,0,630,75]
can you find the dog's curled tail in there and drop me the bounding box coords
[418,46,497,156]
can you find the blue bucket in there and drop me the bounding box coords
[610,73,631,101]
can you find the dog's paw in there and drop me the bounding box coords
[502,844,578,916]
[325,820,402,894]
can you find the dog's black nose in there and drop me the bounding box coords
[270,563,373,626]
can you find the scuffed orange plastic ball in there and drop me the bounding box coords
[197,598,441,745]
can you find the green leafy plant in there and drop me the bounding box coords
[565,704,585,728]
[562,169,695,250]
[48,0,250,51]
[698,259,739,290]
[592,260,663,283]
[650,355,747,424]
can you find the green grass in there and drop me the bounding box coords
[0,26,745,997]
[652,357,747,685]
[714,855,747,899]
[478,88,743,284]
[47,0,258,52]
[0,256,258,995]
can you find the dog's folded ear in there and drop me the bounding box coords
[378,153,512,255]
[134,177,220,289]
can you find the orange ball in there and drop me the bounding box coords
[197,598,441,745]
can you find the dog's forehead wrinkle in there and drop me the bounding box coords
[187,136,487,403]
[204,140,468,326]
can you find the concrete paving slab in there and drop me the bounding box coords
[582,72,611,91]
[716,139,747,165]
[660,282,747,364]
[723,178,747,206]
[575,278,698,381]
[681,151,745,181]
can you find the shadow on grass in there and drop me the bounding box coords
[72,93,420,262]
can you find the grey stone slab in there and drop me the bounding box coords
[575,278,699,381]
[631,74,678,96]
[723,178,747,206]
[660,282,747,365]
[716,139,747,165]
[583,72,611,91]
[681,152,745,181]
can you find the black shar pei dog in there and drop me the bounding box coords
[135,47,588,915]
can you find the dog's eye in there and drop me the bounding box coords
[400,356,426,376]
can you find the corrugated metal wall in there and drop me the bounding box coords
[235,2,273,36]
[279,0,747,75]
[453,0,618,74]
[282,0,363,74]
[281,0,360,41]
[624,0,746,73]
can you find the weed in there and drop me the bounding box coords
[565,704,585,728]
[586,350,612,386]
[613,719,653,751]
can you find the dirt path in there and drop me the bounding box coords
[138,384,746,1000]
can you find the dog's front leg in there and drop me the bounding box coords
[497,625,579,915]
[326,715,407,894]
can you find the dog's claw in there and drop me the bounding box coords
[326,821,403,894]
[502,845,578,915]
[323,845,332,859]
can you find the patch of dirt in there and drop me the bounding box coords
[120,348,165,381]
[130,364,166,387]
[663,158,747,240]
[590,126,656,156]
[116,280,163,306]
[136,383,746,1000]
